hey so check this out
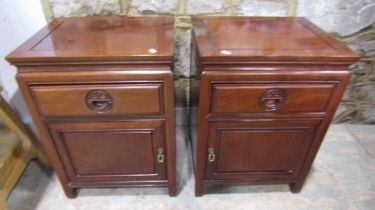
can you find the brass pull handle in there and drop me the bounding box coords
[86,90,113,113]
[208,148,215,162]
[157,148,165,163]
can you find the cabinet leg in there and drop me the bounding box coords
[62,186,78,199]
[289,181,304,193]
[195,181,203,197]
[168,183,177,196]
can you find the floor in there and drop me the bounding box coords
[6,124,375,210]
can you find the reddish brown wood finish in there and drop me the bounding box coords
[6,16,176,198]
[211,83,335,113]
[48,120,166,183]
[206,120,320,180]
[6,16,174,65]
[191,16,359,196]
[31,84,164,116]
[192,16,358,65]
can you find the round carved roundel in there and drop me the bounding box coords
[86,90,113,113]
[259,89,287,111]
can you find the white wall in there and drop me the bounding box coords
[0,0,46,122]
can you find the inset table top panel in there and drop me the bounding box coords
[7,16,174,65]
[192,16,358,63]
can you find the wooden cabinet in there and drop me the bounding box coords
[6,16,176,197]
[191,17,359,196]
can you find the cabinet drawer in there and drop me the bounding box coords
[205,120,320,180]
[47,120,166,183]
[31,83,163,117]
[211,83,336,114]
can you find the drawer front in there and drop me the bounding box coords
[211,83,336,114]
[205,120,320,180]
[31,83,163,117]
[47,120,167,183]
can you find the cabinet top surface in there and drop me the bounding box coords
[192,17,359,64]
[7,16,174,65]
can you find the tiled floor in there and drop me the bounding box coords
[6,124,375,210]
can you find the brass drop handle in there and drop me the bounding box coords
[208,148,215,162]
[157,148,165,163]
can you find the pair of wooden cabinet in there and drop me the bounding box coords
[6,16,358,197]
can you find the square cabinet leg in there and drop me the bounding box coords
[168,181,177,196]
[289,181,304,193]
[63,186,78,199]
[195,180,203,197]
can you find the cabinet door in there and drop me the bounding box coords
[205,120,320,180]
[47,120,166,184]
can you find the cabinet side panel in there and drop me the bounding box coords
[16,71,77,198]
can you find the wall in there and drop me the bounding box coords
[0,0,46,123]
[5,0,375,124]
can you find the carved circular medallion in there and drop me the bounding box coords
[86,90,113,113]
[259,89,287,111]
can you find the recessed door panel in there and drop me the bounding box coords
[48,120,166,183]
[62,131,155,175]
[206,120,320,180]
